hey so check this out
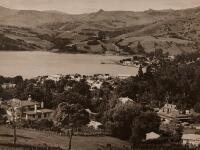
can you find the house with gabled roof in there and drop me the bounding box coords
[7,95,54,121]
[158,103,192,122]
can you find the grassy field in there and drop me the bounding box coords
[0,125,129,150]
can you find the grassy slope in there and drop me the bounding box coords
[0,6,200,54]
[0,126,129,150]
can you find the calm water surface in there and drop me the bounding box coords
[0,51,138,78]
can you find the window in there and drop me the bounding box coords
[44,113,47,118]
[38,114,41,119]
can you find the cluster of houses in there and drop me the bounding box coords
[3,74,200,146]
[37,73,132,92]
[2,94,103,130]
[117,96,200,145]
[157,103,200,146]
[119,55,175,68]
[1,83,16,89]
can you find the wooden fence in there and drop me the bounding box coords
[97,143,200,150]
[8,126,111,137]
[0,143,62,150]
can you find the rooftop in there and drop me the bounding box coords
[24,109,54,115]
[182,134,200,141]
[119,97,133,104]
[21,101,40,107]
[8,98,40,107]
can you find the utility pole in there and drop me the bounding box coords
[10,107,17,145]
[9,100,20,145]
[13,120,17,145]
[68,128,73,150]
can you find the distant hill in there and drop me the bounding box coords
[0,6,76,27]
[0,6,200,55]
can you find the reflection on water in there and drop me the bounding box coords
[0,51,139,79]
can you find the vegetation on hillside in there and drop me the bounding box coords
[0,6,200,54]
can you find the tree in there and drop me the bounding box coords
[54,102,89,150]
[0,107,6,122]
[72,79,91,97]
[144,66,153,80]
[13,76,23,84]
[53,37,71,50]
[131,112,160,143]
[0,76,5,84]
[104,102,143,140]
[155,48,163,59]
[44,80,56,93]
[137,41,145,54]
[194,102,200,113]
[115,77,139,100]
[56,78,67,93]
[64,91,91,109]
[7,103,20,145]
[173,125,183,143]
[53,102,90,128]
[138,65,144,78]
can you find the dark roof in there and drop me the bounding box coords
[21,101,40,107]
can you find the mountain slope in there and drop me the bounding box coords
[0,6,75,27]
[0,6,200,54]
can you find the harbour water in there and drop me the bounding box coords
[0,51,139,78]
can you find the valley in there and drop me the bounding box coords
[0,6,200,55]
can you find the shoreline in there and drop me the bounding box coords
[0,50,134,57]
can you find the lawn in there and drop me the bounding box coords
[0,125,130,150]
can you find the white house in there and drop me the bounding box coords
[146,132,160,141]
[158,103,192,122]
[118,97,133,104]
[7,96,54,121]
[87,121,102,130]
[47,74,63,82]
[1,83,16,89]
[117,74,132,79]
[24,109,54,121]
[182,134,200,146]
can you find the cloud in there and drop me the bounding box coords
[0,0,200,14]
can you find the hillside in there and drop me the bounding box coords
[0,125,129,150]
[0,6,200,54]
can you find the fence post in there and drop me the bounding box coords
[106,144,112,150]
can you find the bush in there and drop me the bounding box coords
[87,40,99,45]
[24,119,54,130]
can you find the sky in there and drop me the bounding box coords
[0,0,200,14]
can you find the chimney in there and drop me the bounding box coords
[41,101,44,109]
[34,103,37,113]
[28,95,32,101]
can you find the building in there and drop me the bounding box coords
[7,96,54,121]
[117,74,132,79]
[118,97,133,104]
[1,83,16,89]
[24,109,54,121]
[87,120,102,130]
[47,74,63,82]
[182,134,200,146]
[146,132,160,141]
[158,104,192,122]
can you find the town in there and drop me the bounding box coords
[1,51,200,149]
